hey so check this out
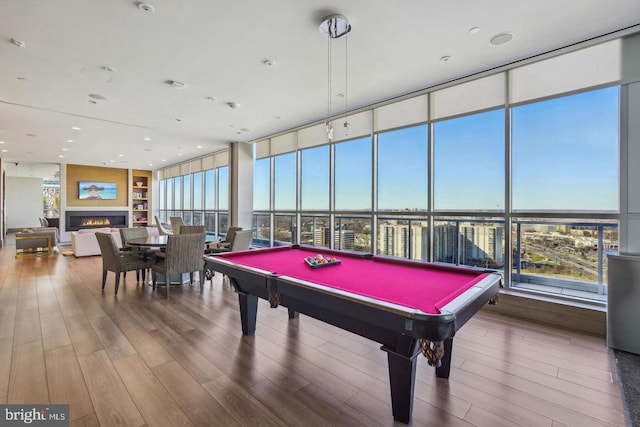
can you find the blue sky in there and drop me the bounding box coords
[253,87,619,212]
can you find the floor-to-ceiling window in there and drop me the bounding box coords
[157,152,229,236]
[252,39,620,304]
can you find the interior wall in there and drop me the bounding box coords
[66,164,128,207]
[5,176,44,230]
[0,158,4,246]
[621,34,640,254]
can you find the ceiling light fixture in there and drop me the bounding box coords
[138,2,155,13]
[490,32,514,46]
[440,55,451,62]
[263,59,276,66]
[168,80,185,89]
[89,93,107,100]
[10,38,25,48]
[469,27,480,34]
[71,126,81,131]
[227,102,241,110]
[319,14,351,141]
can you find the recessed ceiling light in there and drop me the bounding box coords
[144,148,152,152]
[227,102,241,110]
[196,145,203,148]
[168,80,185,88]
[58,155,64,158]
[161,159,166,162]
[177,153,183,156]
[206,96,217,102]
[440,55,451,62]
[10,38,25,48]
[67,139,74,143]
[118,154,124,157]
[26,133,36,137]
[89,93,107,100]
[72,126,81,131]
[144,137,151,141]
[175,118,182,122]
[138,2,155,13]
[240,128,250,132]
[16,77,26,81]
[469,27,480,34]
[109,160,115,163]
[62,148,68,151]
[102,66,117,73]
[0,141,5,144]
[1,149,7,153]
[490,32,514,46]
[263,59,276,66]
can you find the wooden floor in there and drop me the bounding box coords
[0,238,627,426]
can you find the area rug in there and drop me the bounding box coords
[615,349,640,427]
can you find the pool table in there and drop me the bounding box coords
[203,245,502,423]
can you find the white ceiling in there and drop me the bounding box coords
[1,1,639,180]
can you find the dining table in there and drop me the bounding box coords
[126,233,219,285]
[126,234,219,248]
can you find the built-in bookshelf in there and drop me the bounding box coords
[132,170,151,227]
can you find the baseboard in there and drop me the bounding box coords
[482,290,606,336]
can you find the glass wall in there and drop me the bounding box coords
[252,39,620,304]
[157,158,229,236]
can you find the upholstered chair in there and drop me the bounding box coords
[154,215,173,236]
[203,229,253,281]
[151,233,206,297]
[119,227,149,251]
[177,225,206,235]
[229,229,253,251]
[95,232,152,295]
[169,216,184,235]
[205,226,242,254]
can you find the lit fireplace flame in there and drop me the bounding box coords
[81,218,111,226]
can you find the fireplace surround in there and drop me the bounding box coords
[65,210,128,231]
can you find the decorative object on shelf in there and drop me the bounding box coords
[132,171,151,227]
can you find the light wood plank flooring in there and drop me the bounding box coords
[0,239,627,426]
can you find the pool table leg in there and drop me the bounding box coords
[435,337,453,379]
[382,338,420,424]
[237,291,258,335]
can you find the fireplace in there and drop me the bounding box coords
[65,210,129,231]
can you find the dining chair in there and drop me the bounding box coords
[177,225,206,234]
[151,233,207,297]
[205,226,242,254]
[95,232,152,295]
[204,229,253,281]
[155,215,173,236]
[169,216,184,235]
[229,229,253,251]
[119,227,148,251]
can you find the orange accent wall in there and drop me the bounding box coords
[66,164,128,207]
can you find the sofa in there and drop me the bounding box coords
[15,227,59,254]
[71,227,123,257]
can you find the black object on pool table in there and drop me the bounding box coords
[304,254,341,268]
